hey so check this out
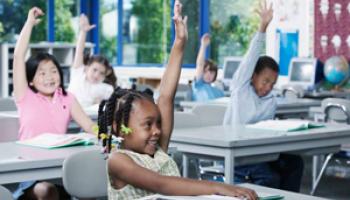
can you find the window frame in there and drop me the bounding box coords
[47,0,211,68]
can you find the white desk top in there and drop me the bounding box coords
[171,123,349,148]
[0,143,99,184]
[180,97,321,111]
[141,183,327,200]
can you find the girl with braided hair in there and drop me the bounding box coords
[98,1,257,200]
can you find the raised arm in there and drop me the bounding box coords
[230,0,273,89]
[72,14,95,69]
[157,0,187,152]
[195,33,210,80]
[108,153,257,200]
[13,7,44,101]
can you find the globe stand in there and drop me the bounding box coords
[333,85,343,91]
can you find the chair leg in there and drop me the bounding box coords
[310,153,334,195]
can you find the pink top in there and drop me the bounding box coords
[16,88,75,140]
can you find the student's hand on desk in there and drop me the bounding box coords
[256,0,273,33]
[27,7,44,26]
[214,184,258,200]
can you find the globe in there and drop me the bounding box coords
[324,56,349,85]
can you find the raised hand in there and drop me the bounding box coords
[26,7,44,26]
[173,0,188,43]
[79,14,96,32]
[201,33,211,47]
[256,0,273,33]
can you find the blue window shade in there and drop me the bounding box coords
[278,29,299,76]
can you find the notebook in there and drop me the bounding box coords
[246,119,325,132]
[16,133,96,149]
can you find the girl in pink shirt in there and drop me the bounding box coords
[12,7,95,200]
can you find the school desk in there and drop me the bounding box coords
[170,123,350,185]
[142,183,328,200]
[180,97,321,118]
[0,142,99,184]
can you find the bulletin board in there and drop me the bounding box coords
[314,0,350,62]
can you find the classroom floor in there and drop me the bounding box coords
[300,156,350,200]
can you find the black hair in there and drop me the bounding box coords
[253,55,279,75]
[204,59,218,82]
[25,53,67,95]
[97,87,154,153]
[83,54,117,88]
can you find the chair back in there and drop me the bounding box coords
[322,98,350,124]
[0,185,13,200]
[0,98,16,111]
[175,83,192,107]
[0,116,19,142]
[62,149,107,198]
[174,111,202,129]
[281,85,304,99]
[192,104,226,126]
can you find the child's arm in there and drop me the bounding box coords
[72,14,95,69]
[194,33,210,80]
[108,153,257,199]
[157,0,187,152]
[71,97,95,134]
[230,0,273,90]
[13,7,44,101]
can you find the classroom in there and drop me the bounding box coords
[0,0,350,200]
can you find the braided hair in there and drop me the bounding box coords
[97,87,154,153]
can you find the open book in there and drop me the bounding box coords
[246,119,325,132]
[16,133,96,149]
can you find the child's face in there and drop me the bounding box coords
[30,60,61,96]
[85,62,107,84]
[203,68,216,83]
[122,99,161,155]
[252,68,278,97]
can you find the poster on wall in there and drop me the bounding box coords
[315,0,350,62]
[266,0,310,78]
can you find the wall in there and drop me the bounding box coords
[314,0,350,62]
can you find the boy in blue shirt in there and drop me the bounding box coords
[224,1,303,192]
[192,33,224,102]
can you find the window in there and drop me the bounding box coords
[0,0,47,42]
[55,0,79,42]
[99,0,118,64]
[122,0,171,65]
[182,0,200,66]
[210,0,259,67]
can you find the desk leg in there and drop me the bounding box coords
[224,150,235,185]
[312,155,318,190]
[182,153,189,178]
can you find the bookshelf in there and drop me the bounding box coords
[0,42,94,97]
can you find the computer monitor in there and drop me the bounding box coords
[288,57,324,90]
[222,56,243,90]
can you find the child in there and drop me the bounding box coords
[192,33,224,102]
[68,14,116,107]
[223,1,304,192]
[98,1,257,200]
[13,7,96,200]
